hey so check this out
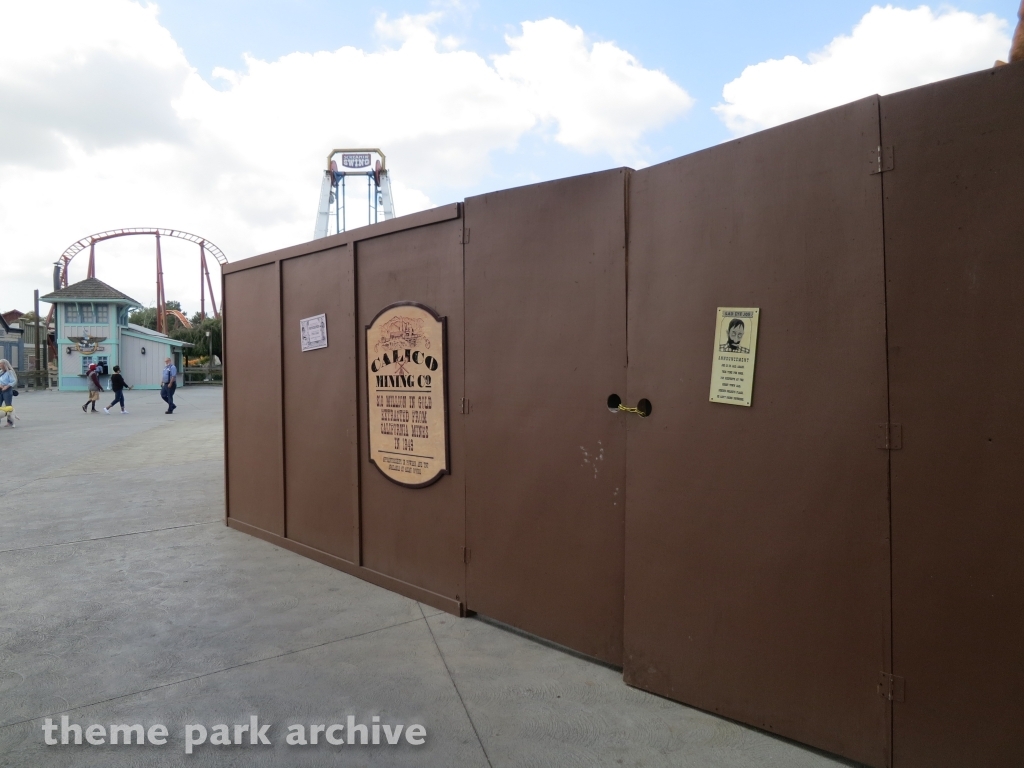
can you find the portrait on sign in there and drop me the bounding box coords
[366,302,449,488]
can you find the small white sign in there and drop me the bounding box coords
[300,314,328,352]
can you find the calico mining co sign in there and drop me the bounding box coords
[365,302,449,487]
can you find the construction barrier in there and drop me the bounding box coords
[222,64,1024,768]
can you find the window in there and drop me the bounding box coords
[80,304,95,323]
[95,305,109,324]
[81,356,109,374]
[65,305,79,324]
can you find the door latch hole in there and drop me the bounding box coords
[608,394,652,417]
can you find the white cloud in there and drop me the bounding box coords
[493,19,694,160]
[0,0,189,167]
[0,2,691,316]
[714,5,1010,136]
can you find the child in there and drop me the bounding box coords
[103,366,131,414]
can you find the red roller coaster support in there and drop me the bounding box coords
[198,243,220,320]
[52,228,228,331]
[155,233,167,334]
[200,244,206,320]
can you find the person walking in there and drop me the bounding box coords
[103,365,131,414]
[82,363,102,413]
[161,357,177,414]
[0,359,16,428]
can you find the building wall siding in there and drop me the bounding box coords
[119,332,178,389]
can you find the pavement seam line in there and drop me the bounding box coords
[418,602,494,768]
[0,521,223,554]
[0,477,48,499]
[0,614,427,731]
[43,461,223,480]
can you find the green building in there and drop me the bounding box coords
[41,277,188,391]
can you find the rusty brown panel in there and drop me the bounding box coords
[224,263,285,536]
[281,246,358,561]
[226,518,464,616]
[880,64,1024,768]
[222,203,461,275]
[463,169,628,665]
[355,217,465,602]
[624,98,891,767]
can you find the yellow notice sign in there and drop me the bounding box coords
[709,307,759,407]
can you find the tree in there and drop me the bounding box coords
[129,301,186,332]
[128,306,157,329]
[170,316,221,360]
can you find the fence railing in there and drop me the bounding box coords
[183,366,223,385]
[15,370,56,390]
[9,369,222,388]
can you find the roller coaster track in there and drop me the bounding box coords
[55,228,227,334]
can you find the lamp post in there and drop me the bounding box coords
[33,290,41,388]
[206,330,212,382]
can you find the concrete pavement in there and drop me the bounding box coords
[0,387,855,767]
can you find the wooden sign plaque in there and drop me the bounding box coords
[365,302,449,487]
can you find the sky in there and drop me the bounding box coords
[0,0,1017,317]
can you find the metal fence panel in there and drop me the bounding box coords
[463,170,629,665]
[355,217,467,607]
[281,246,359,562]
[881,64,1024,767]
[623,97,892,767]
[224,263,285,536]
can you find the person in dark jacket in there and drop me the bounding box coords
[82,363,102,413]
[103,366,131,414]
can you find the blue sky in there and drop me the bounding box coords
[157,0,1019,177]
[0,0,1018,313]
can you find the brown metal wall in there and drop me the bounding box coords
[356,218,466,605]
[281,246,358,562]
[219,74,1024,767]
[224,263,285,536]
[463,170,628,665]
[623,98,892,767]
[881,64,1024,767]
[223,205,465,616]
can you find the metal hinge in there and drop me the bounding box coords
[462,547,472,564]
[460,228,471,245]
[876,423,902,450]
[869,145,894,175]
[878,672,905,702]
[461,397,471,414]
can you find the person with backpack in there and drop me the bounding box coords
[0,359,16,427]
[82,363,102,413]
[103,365,131,414]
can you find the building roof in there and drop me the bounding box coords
[122,324,191,348]
[0,313,23,336]
[41,277,141,306]
[126,322,169,338]
[2,310,24,325]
